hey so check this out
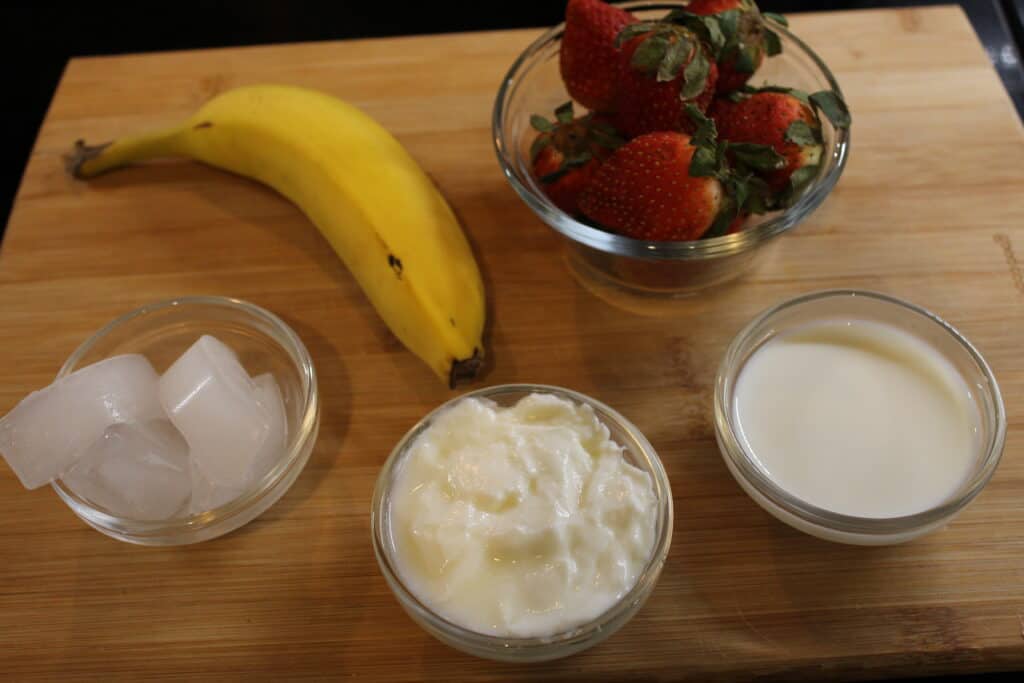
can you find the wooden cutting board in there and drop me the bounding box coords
[2,5,1023,680]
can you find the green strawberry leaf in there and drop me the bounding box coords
[786,164,819,203]
[762,12,789,27]
[589,125,626,150]
[554,101,574,124]
[530,134,551,161]
[744,176,775,214]
[665,11,727,57]
[734,44,758,74]
[615,21,658,48]
[749,84,809,103]
[530,115,554,133]
[784,120,818,146]
[540,167,570,184]
[543,151,591,183]
[731,176,750,213]
[717,9,741,45]
[809,90,852,128]
[563,152,592,168]
[632,34,671,74]
[726,89,747,103]
[686,104,717,148]
[728,142,786,171]
[704,197,738,239]
[763,28,783,56]
[680,47,710,100]
[658,36,691,82]
[787,88,810,103]
[689,145,719,178]
[700,16,727,53]
[540,147,594,184]
[715,140,728,174]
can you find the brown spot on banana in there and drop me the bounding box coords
[193,121,214,130]
[388,254,403,279]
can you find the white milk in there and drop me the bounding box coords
[733,320,980,518]
[388,393,658,638]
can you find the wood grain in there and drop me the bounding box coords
[2,5,1024,680]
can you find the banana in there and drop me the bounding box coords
[68,84,485,387]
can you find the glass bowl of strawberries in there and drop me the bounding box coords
[493,0,851,298]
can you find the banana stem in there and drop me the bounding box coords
[66,124,187,179]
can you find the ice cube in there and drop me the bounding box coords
[0,354,164,489]
[188,460,245,514]
[62,420,191,520]
[250,373,288,482]
[188,373,287,515]
[159,335,268,487]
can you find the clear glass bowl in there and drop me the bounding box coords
[714,290,1006,545]
[371,384,673,662]
[493,1,850,298]
[51,296,320,545]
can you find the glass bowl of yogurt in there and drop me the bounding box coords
[371,384,673,662]
[714,290,1005,545]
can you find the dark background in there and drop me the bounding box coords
[1,1,1022,235]
[0,3,1022,678]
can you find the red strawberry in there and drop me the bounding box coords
[611,23,719,138]
[687,0,743,12]
[710,91,822,193]
[727,212,749,234]
[578,131,727,241]
[532,146,599,215]
[530,102,625,215]
[560,0,637,110]
[684,0,770,92]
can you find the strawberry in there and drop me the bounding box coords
[710,89,825,196]
[578,131,727,241]
[532,146,598,216]
[579,105,793,240]
[530,102,625,215]
[611,22,719,138]
[687,0,743,12]
[684,0,787,94]
[560,0,637,110]
[727,212,749,234]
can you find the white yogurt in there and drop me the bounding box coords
[733,320,980,518]
[388,393,658,638]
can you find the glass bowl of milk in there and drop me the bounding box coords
[714,290,1005,545]
[371,384,674,661]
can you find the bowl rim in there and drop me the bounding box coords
[492,0,851,260]
[370,383,673,657]
[713,289,1007,538]
[50,295,319,542]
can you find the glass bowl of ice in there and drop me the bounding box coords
[21,296,319,545]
